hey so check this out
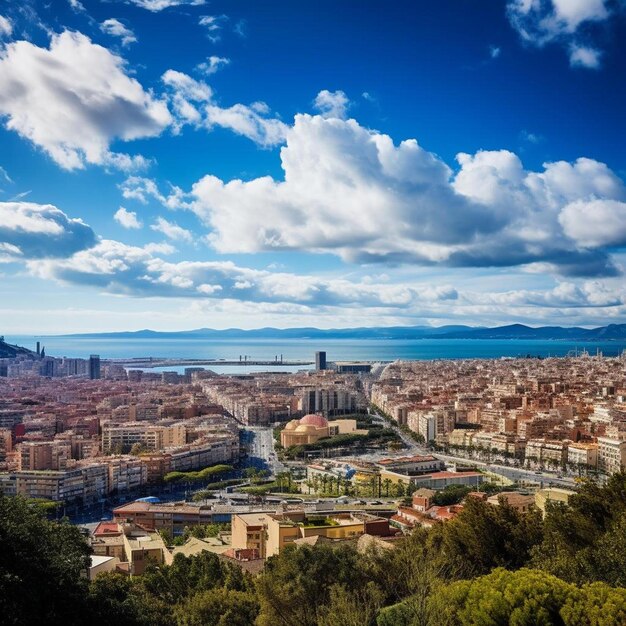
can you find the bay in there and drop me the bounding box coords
[6,336,626,365]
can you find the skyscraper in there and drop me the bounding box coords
[89,355,101,380]
[315,351,327,371]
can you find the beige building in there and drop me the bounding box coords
[232,510,390,558]
[597,437,626,475]
[280,414,365,447]
[567,442,598,469]
[102,422,186,453]
[535,488,576,516]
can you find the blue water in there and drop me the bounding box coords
[6,336,626,362]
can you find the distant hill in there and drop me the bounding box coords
[438,323,626,340]
[58,323,626,341]
[0,337,37,358]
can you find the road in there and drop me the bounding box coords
[241,426,286,476]
[368,408,578,489]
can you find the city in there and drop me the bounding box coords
[2,0,626,623]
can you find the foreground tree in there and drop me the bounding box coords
[0,495,91,625]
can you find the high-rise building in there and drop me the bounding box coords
[315,351,327,371]
[89,355,101,380]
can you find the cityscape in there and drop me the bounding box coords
[1,0,626,624]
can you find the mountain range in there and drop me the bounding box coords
[59,323,626,341]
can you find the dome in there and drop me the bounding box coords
[299,414,328,428]
[283,419,300,431]
[295,424,318,433]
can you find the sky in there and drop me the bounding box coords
[0,0,626,333]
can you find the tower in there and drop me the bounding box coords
[89,355,101,380]
[315,351,327,371]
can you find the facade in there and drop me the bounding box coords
[597,437,626,475]
[280,414,366,447]
[232,510,391,558]
[113,501,225,535]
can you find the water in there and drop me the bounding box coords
[6,336,626,363]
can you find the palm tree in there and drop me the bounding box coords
[382,478,392,497]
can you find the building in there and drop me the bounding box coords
[332,362,372,374]
[315,351,327,371]
[487,491,535,513]
[113,500,227,535]
[280,414,366,447]
[535,488,576,516]
[89,355,101,380]
[231,510,391,558]
[382,470,485,491]
[597,437,626,475]
[101,422,187,453]
[567,442,598,469]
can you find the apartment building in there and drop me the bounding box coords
[597,437,626,475]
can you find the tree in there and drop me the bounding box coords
[319,582,384,626]
[0,495,92,625]
[174,588,259,626]
[428,496,543,579]
[429,568,626,626]
[256,544,368,626]
[382,479,392,497]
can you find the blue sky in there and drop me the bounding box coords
[0,0,625,333]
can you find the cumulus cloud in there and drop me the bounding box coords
[26,239,461,308]
[151,217,193,242]
[559,199,626,248]
[0,202,96,259]
[126,0,206,11]
[114,207,142,229]
[100,18,137,46]
[152,114,625,277]
[313,90,350,119]
[0,31,171,170]
[0,15,12,37]
[569,44,601,68]
[196,55,230,75]
[161,69,288,146]
[506,0,618,68]
[23,238,626,328]
[199,15,225,42]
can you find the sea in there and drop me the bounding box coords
[5,336,626,375]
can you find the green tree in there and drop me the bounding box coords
[319,582,384,626]
[0,495,92,625]
[256,544,368,626]
[174,588,259,626]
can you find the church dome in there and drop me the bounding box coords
[299,414,328,428]
[283,419,300,431]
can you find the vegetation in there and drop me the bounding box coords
[4,473,626,625]
[163,464,233,484]
[282,429,400,460]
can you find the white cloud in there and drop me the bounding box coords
[114,207,142,229]
[0,202,96,259]
[23,238,626,328]
[569,44,601,68]
[151,217,193,242]
[0,166,12,184]
[506,0,617,68]
[196,55,230,75]
[204,102,288,146]
[0,31,171,170]
[559,199,626,248]
[199,15,224,42]
[489,45,501,58]
[148,114,625,278]
[100,18,137,46]
[68,0,86,12]
[313,90,350,119]
[0,15,12,37]
[126,0,206,11]
[160,69,288,146]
